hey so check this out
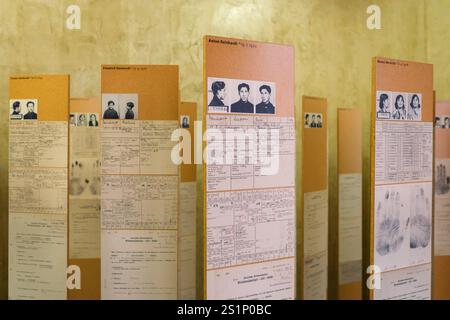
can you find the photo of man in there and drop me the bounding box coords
[316,114,323,128]
[124,102,135,119]
[310,114,317,128]
[209,81,226,107]
[89,114,99,127]
[181,115,189,128]
[103,100,119,119]
[231,83,254,113]
[444,117,450,129]
[10,101,22,120]
[70,114,76,126]
[23,101,37,120]
[435,116,443,128]
[256,85,275,114]
[304,113,310,128]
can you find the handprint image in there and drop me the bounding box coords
[376,190,406,256]
[435,163,450,195]
[89,159,101,196]
[410,187,431,249]
[69,160,88,196]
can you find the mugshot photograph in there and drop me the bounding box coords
[103,100,119,119]
[310,114,317,128]
[230,83,254,113]
[78,114,87,126]
[209,81,226,107]
[378,93,390,113]
[10,101,22,120]
[316,114,323,128]
[181,116,189,128]
[70,114,77,126]
[124,102,135,119]
[392,94,407,120]
[435,117,442,128]
[444,117,450,129]
[304,113,310,128]
[407,94,421,120]
[89,114,99,127]
[23,101,38,119]
[256,85,275,114]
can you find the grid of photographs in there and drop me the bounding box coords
[101,93,139,120]
[70,113,100,127]
[435,115,450,129]
[207,77,276,115]
[304,113,323,128]
[9,99,38,120]
[376,91,422,121]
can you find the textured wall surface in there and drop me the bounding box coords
[0,0,447,299]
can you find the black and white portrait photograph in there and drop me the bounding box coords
[255,83,276,114]
[180,115,190,128]
[392,93,407,120]
[230,81,254,114]
[435,116,443,128]
[70,113,76,126]
[77,113,88,126]
[407,93,422,121]
[119,94,139,120]
[9,99,38,120]
[102,94,120,119]
[89,113,99,127]
[444,116,450,129]
[207,78,229,113]
[376,91,391,120]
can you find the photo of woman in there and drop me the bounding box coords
[392,94,407,120]
[407,94,422,120]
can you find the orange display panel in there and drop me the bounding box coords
[337,108,363,300]
[203,36,296,300]
[100,65,180,300]
[67,97,101,300]
[433,101,450,300]
[369,58,434,300]
[178,101,197,300]
[301,96,328,300]
[8,75,70,300]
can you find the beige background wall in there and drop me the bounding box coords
[0,0,448,299]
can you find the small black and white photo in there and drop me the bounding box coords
[77,113,88,126]
[407,93,422,121]
[435,115,450,129]
[255,83,276,114]
[119,94,139,120]
[208,79,229,113]
[89,113,99,127]
[180,115,190,128]
[376,91,391,120]
[9,99,38,120]
[70,113,77,126]
[102,94,120,119]
[392,93,407,120]
[230,81,254,114]
[304,113,323,128]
